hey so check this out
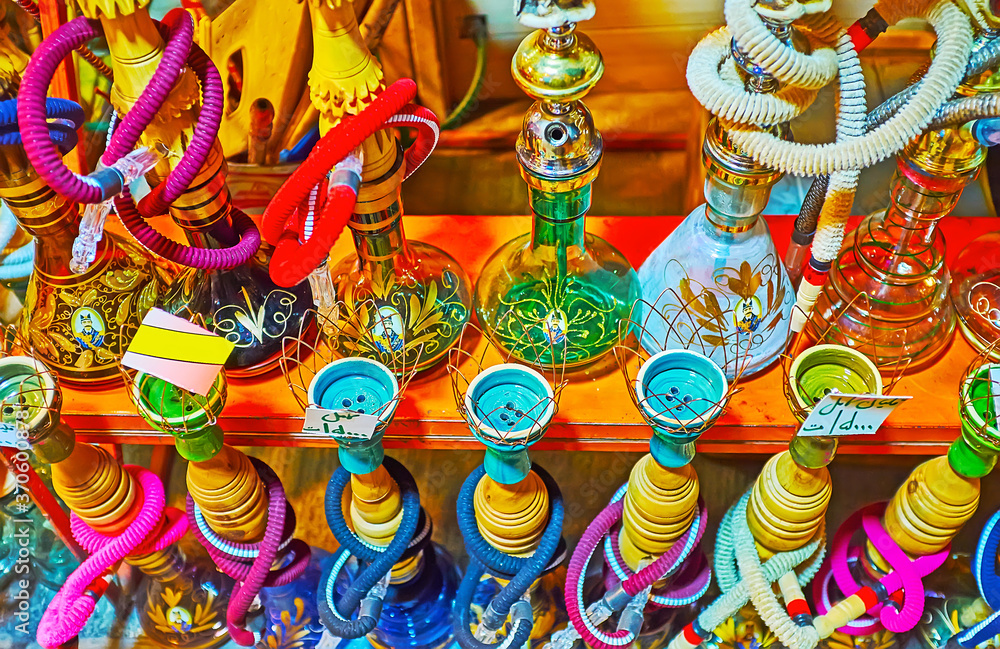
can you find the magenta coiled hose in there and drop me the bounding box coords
[566,496,709,649]
[17,9,260,269]
[814,503,949,634]
[185,458,308,646]
[36,466,186,649]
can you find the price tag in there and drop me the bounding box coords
[990,366,1000,421]
[303,407,380,442]
[798,393,912,437]
[0,423,19,448]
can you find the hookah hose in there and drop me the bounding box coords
[563,486,710,649]
[452,463,565,649]
[669,492,827,649]
[319,456,422,639]
[186,457,310,646]
[36,466,186,649]
[0,204,34,281]
[812,503,951,636]
[955,508,1000,647]
[16,9,260,269]
[260,77,439,288]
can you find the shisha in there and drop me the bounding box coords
[550,287,741,649]
[0,336,229,649]
[281,304,460,648]
[261,0,471,373]
[448,318,568,649]
[16,1,313,377]
[122,362,310,646]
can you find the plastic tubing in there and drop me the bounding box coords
[0,97,83,154]
[452,463,564,649]
[957,508,1000,647]
[36,466,185,649]
[725,0,973,175]
[17,10,260,269]
[319,456,421,639]
[261,79,439,287]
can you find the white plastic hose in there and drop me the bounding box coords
[727,0,974,175]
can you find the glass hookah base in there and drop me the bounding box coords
[952,274,1000,359]
[479,278,629,370]
[806,283,956,373]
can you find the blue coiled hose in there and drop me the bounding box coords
[319,456,421,639]
[956,508,1000,647]
[452,463,565,649]
[0,97,83,154]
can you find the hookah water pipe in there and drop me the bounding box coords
[682,0,978,339]
[279,304,459,649]
[123,367,311,646]
[0,90,171,385]
[16,1,313,377]
[0,350,231,648]
[473,0,640,370]
[448,325,567,649]
[261,0,471,372]
[548,294,746,649]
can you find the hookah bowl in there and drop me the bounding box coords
[448,326,567,649]
[282,307,459,649]
[638,119,794,380]
[474,2,639,370]
[806,126,984,373]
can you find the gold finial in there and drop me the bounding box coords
[186,445,269,543]
[746,451,832,557]
[307,0,385,131]
[619,455,699,571]
[474,471,550,556]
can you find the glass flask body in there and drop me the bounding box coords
[638,202,793,379]
[0,144,170,386]
[475,185,640,369]
[470,567,569,649]
[328,193,471,373]
[951,229,1000,356]
[259,547,327,649]
[333,543,460,649]
[807,172,957,372]
[132,546,234,649]
[596,563,691,649]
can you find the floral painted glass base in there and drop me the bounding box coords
[133,546,234,649]
[329,240,471,373]
[904,554,998,649]
[638,204,793,379]
[162,251,313,377]
[334,544,461,649]
[470,568,569,649]
[260,547,328,649]
[951,230,1000,357]
[475,186,640,369]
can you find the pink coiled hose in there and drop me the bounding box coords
[185,457,309,646]
[17,9,260,269]
[36,466,186,649]
[813,503,949,634]
[566,496,709,649]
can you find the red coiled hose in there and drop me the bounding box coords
[262,79,439,288]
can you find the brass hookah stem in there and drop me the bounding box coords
[77,0,235,240]
[619,456,699,572]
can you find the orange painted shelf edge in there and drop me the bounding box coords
[64,213,992,455]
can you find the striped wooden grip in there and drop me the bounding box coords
[747,451,832,558]
[474,471,549,556]
[52,443,141,535]
[187,445,269,543]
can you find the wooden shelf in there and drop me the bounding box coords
[64,213,993,455]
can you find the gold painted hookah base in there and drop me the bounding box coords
[0,147,171,386]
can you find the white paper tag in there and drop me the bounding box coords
[798,393,912,437]
[0,423,18,448]
[303,406,380,441]
[989,366,1000,422]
